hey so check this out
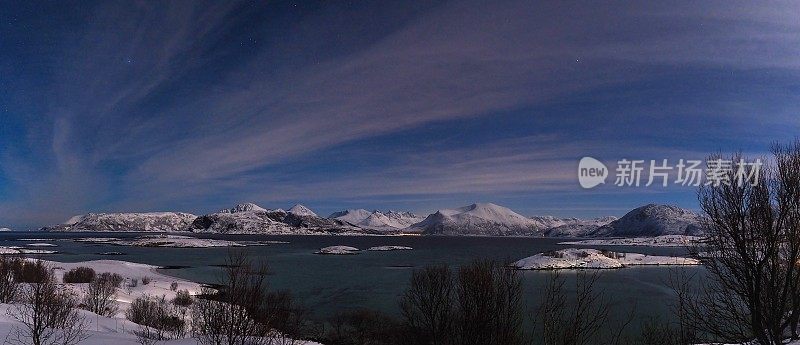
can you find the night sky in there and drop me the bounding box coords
[1,1,799,228]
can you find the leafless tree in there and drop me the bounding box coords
[263,290,310,345]
[399,264,454,345]
[689,142,800,344]
[0,256,22,303]
[82,272,119,317]
[535,270,633,345]
[399,260,525,345]
[126,294,186,344]
[6,260,88,345]
[191,250,272,345]
[454,260,525,345]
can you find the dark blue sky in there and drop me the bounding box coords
[1,1,799,228]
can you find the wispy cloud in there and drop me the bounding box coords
[1,0,799,226]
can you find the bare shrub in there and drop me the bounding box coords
[455,260,525,345]
[400,264,454,345]
[636,317,681,345]
[172,289,193,307]
[62,267,95,284]
[170,281,178,291]
[126,295,186,343]
[141,276,151,285]
[0,256,22,303]
[263,290,311,345]
[192,251,272,345]
[15,260,50,284]
[535,270,632,345]
[82,272,119,316]
[399,260,525,345]
[6,260,88,345]
[326,309,403,345]
[100,272,124,288]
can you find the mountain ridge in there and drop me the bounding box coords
[40,202,704,238]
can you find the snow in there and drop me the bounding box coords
[45,212,197,232]
[0,228,11,232]
[590,204,706,237]
[116,235,244,248]
[367,246,413,251]
[315,246,360,255]
[0,246,58,254]
[218,202,267,214]
[560,235,703,247]
[288,204,318,217]
[513,248,700,270]
[410,203,541,236]
[532,216,618,237]
[0,259,323,345]
[25,242,58,247]
[72,235,253,248]
[328,209,374,224]
[359,211,424,231]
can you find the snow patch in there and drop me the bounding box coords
[514,248,700,270]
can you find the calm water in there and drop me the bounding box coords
[0,232,702,329]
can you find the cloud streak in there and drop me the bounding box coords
[1,0,800,226]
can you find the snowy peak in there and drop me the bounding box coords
[591,204,705,237]
[219,203,267,214]
[327,209,423,231]
[288,204,317,217]
[328,209,373,224]
[359,210,424,230]
[411,202,540,236]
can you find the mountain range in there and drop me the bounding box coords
[39,202,707,238]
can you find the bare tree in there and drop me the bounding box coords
[126,294,186,344]
[690,142,800,345]
[6,260,88,345]
[399,264,454,345]
[82,272,119,317]
[0,256,22,303]
[454,260,525,345]
[399,260,525,345]
[535,270,634,345]
[191,250,272,345]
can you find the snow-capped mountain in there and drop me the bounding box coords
[191,203,364,235]
[218,203,267,214]
[588,204,705,237]
[328,209,423,231]
[358,211,424,231]
[531,216,618,237]
[328,209,374,224]
[42,212,198,232]
[409,203,541,236]
[288,204,318,217]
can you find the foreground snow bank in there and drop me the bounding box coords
[559,235,703,247]
[514,248,701,270]
[0,259,323,345]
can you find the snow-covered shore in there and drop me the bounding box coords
[559,235,703,247]
[0,259,321,345]
[514,248,701,270]
[72,235,284,248]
